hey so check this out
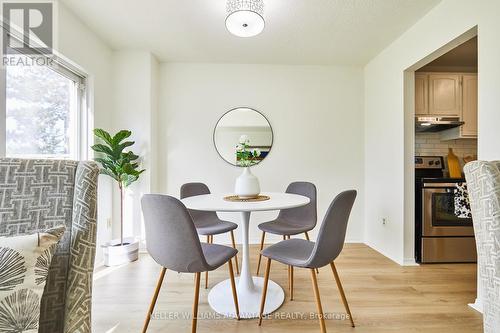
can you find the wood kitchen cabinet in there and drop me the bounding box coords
[415,72,478,139]
[415,74,428,115]
[460,74,478,136]
[428,74,461,116]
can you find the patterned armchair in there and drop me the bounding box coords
[464,161,500,333]
[0,159,99,333]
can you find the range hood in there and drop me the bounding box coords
[415,116,464,133]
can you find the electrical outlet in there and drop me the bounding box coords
[382,217,388,225]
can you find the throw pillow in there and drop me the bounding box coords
[0,225,66,333]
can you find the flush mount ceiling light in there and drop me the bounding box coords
[226,0,265,37]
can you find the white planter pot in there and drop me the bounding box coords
[234,167,260,198]
[102,237,139,266]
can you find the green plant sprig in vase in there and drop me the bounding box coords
[236,134,261,167]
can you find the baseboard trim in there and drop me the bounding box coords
[403,258,419,266]
[364,243,404,265]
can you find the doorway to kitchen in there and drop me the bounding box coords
[414,36,478,264]
[403,26,480,310]
[402,27,478,267]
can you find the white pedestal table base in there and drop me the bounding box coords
[208,276,285,319]
[180,193,310,319]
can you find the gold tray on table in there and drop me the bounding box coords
[223,195,270,202]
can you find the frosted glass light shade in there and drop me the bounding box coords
[226,0,265,37]
[226,10,264,37]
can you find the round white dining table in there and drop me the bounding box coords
[181,192,310,319]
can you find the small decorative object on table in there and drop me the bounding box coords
[235,135,261,198]
[224,194,270,202]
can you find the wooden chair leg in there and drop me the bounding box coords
[229,230,240,275]
[205,236,211,289]
[258,258,272,326]
[256,232,266,275]
[228,259,240,320]
[330,262,355,327]
[142,267,166,333]
[290,266,294,301]
[304,232,319,274]
[192,272,201,333]
[288,265,291,293]
[310,268,326,333]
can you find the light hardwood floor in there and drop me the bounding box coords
[92,243,482,333]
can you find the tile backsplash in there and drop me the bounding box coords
[415,133,477,173]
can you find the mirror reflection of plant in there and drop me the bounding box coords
[236,135,261,167]
[91,129,145,246]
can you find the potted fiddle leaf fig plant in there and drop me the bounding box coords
[91,129,145,266]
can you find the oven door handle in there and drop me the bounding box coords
[423,182,462,188]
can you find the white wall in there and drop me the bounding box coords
[59,4,160,258]
[57,3,114,264]
[110,51,159,248]
[150,54,160,193]
[159,63,365,244]
[364,0,500,264]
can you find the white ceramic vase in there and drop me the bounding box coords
[234,167,260,198]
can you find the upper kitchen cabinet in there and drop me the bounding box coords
[416,37,477,139]
[415,74,428,115]
[415,73,462,116]
[441,73,478,140]
[461,74,478,136]
[415,72,478,139]
[428,74,462,116]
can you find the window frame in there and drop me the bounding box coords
[1,30,89,161]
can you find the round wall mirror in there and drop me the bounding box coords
[214,107,273,167]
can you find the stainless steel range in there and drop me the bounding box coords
[415,156,477,263]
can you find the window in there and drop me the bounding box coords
[2,55,87,160]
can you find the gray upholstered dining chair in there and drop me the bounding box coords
[256,182,317,277]
[141,194,240,333]
[181,182,239,288]
[258,190,357,333]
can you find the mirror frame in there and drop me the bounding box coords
[213,107,274,167]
